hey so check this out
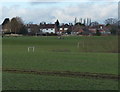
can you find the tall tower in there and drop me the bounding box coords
[74,18,77,25]
[79,18,82,24]
[84,18,86,25]
[87,18,91,26]
[87,18,89,26]
[89,18,91,26]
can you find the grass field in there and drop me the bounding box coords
[2,36,119,90]
[3,72,118,90]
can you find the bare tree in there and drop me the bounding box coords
[10,17,24,34]
[90,21,99,27]
[105,18,119,35]
[105,18,117,25]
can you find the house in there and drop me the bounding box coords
[25,20,112,36]
[26,24,39,35]
[82,28,92,35]
[39,24,55,34]
[26,22,67,35]
[38,20,60,35]
[98,24,111,35]
[88,24,111,35]
[58,24,69,34]
[39,22,71,35]
[89,26,97,35]
[71,29,84,35]
[89,28,96,33]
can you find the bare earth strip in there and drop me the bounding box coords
[2,68,120,80]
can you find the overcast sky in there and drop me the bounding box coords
[0,0,119,24]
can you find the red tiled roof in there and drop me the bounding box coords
[78,29,84,32]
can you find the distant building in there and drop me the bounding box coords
[26,20,71,35]
[58,24,69,34]
[39,20,70,35]
[26,19,111,36]
[39,24,55,33]
[26,24,39,35]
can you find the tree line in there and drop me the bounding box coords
[2,17,28,35]
[1,17,120,35]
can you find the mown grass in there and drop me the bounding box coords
[2,72,118,90]
[3,51,118,74]
[3,36,118,53]
[3,36,118,74]
[2,36,118,90]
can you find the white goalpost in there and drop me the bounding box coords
[28,46,35,52]
[77,41,85,48]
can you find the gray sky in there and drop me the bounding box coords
[0,0,119,24]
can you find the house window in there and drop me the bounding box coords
[60,28,62,30]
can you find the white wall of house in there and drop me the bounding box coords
[64,28,68,30]
[41,28,55,33]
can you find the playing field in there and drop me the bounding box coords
[2,36,119,90]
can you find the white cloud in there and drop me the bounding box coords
[51,2,118,23]
[1,0,119,2]
[0,1,118,24]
